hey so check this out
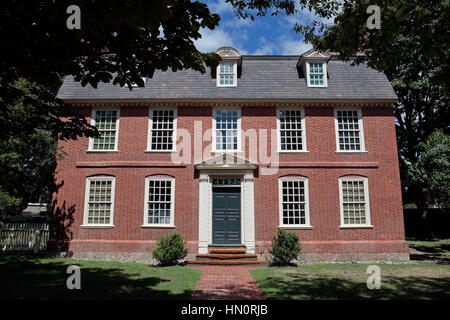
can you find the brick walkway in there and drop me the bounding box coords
[190,265,265,300]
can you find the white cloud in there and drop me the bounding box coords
[252,36,312,55]
[280,39,312,55]
[252,37,276,55]
[221,17,252,28]
[207,0,233,15]
[195,28,236,52]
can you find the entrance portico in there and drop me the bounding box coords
[195,154,258,254]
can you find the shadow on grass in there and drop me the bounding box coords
[409,240,450,264]
[0,253,194,300]
[254,272,450,300]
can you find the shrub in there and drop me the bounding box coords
[267,228,301,266]
[152,232,188,266]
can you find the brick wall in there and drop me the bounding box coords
[51,104,409,261]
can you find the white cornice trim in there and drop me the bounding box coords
[64,99,396,108]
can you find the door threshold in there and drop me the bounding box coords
[209,244,246,247]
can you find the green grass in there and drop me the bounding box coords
[0,253,201,300]
[251,263,450,300]
[408,238,450,262]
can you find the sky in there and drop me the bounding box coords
[195,0,334,55]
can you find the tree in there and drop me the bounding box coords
[228,0,450,209]
[0,1,221,89]
[310,0,449,159]
[0,1,223,217]
[408,131,450,237]
[0,72,95,218]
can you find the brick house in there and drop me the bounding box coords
[52,47,409,263]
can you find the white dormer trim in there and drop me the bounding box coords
[299,49,331,88]
[215,47,241,59]
[216,61,238,87]
[306,61,328,88]
[215,46,241,88]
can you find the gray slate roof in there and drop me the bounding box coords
[57,57,397,101]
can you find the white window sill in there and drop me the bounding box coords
[80,224,115,229]
[212,150,242,153]
[339,225,373,229]
[278,225,313,230]
[217,84,237,88]
[142,224,176,229]
[277,150,309,154]
[145,150,177,153]
[86,150,119,153]
[335,151,368,154]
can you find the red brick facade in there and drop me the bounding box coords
[51,104,409,262]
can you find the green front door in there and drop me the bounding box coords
[212,187,241,244]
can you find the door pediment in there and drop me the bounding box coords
[195,153,258,170]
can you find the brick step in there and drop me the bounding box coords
[208,248,247,254]
[196,253,258,260]
[185,260,266,266]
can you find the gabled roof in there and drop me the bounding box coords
[215,46,242,59]
[57,53,397,102]
[297,49,332,67]
[195,153,258,170]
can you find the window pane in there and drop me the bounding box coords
[93,110,118,150]
[281,180,307,225]
[341,180,367,225]
[309,63,324,86]
[218,63,235,86]
[147,178,173,225]
[150,109,175,150]
[87,179,113,224]
[215,109,238,150]
[337,110,361,151]
[279,110,303,151]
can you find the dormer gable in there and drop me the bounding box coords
[215,46,242,87]
[297,49,331,88]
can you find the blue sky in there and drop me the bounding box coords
[195,0,334,55]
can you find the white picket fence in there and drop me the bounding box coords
[0,222,50,252]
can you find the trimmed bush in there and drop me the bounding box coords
[267,228,301,266]
[152,232,188,266]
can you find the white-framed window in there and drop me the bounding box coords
[147,108,177,151]
[334,108,365,152]
[277,108,307,152]
[143,176,175,227]
[338,177,371,227]
[306,61,327,87]
[212,108,241,152]
[278,177,311,227]
[217,62,237,87]
[89,108,120,151]
[82,176,115,227]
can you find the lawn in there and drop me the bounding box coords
[251,263,450,300]
[408,238,450,263]
[0,254,201,299]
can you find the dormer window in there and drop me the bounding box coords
[218,62,237,87]
[215,46,241,88]
[298,49,330,88]
[308,62,324,86]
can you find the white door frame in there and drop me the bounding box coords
[198,170,255,254]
